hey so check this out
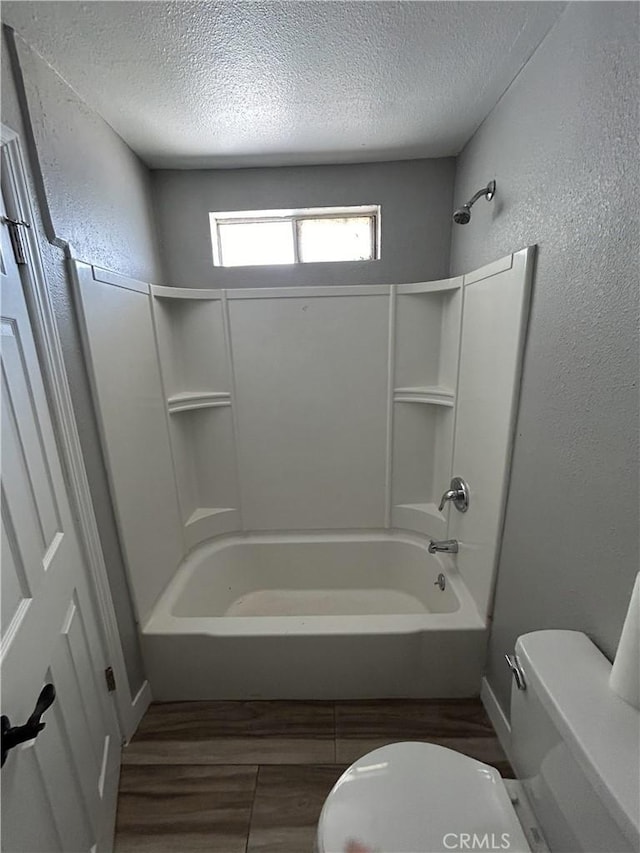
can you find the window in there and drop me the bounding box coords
[210,205,380,267]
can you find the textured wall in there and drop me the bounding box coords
[1,26,162,695]
[450,2,640,715]
[153,159,455,288]
[9,30,163,282]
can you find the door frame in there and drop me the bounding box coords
[1,122,151,740]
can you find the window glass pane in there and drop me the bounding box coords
[297,216,374,263]
[217,221,295,266]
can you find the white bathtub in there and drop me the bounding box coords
[142,531,487,699]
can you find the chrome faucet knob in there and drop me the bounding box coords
[438,477,470,513]
[438,489,457,511]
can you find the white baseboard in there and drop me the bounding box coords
[123,680,152,743]
[481,676,511,757]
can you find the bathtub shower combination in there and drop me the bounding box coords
[73,247,533,699]
[144,532,485,698]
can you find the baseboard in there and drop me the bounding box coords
[481,676,511,757]
[123,680,152,743]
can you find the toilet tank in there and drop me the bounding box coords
[510,630,639,853]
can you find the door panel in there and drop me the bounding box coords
[0,507,30,645]
[1,189,121,852]
[35,673,95,852]
[1,319,63,551]
[1,747,64,853]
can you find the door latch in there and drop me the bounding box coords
[104,666,116,693]
[2,216,31,266]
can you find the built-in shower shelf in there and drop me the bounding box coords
[186,507,237,526]
[392,503,447,537]
[393,386,455,407]
[395,502,445,522]
[167,392,231,414]
[396,278,462,294]
[152,284,223,300]
[184,507,240,548]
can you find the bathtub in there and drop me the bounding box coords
[142,530,487,699]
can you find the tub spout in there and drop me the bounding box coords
[428,539,458,554]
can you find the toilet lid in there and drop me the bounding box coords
[317,742,531,853]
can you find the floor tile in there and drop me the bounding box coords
[123,700,335,765]
[335,698,494,739]
[335,734,512,773]
[334,699,513,774]
[114,764,257,853]
[247,765,347,853]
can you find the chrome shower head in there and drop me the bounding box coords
[452,180,496,225]
[452,205,471,225]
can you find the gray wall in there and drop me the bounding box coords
[1,26,165,695]
[450,2,639,715]
[152,159,455,288]
[6,29,164,281]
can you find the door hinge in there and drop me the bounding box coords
[104,666,117,693]
[2,217,30,266]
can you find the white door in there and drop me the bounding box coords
[1,191,121,852]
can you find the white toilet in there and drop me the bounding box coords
[317,630,640,853]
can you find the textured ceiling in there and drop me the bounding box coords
[3,1,566,169]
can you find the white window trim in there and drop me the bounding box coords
[210,205,381,267]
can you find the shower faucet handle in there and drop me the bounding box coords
[438,477,470,513]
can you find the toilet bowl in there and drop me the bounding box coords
[316,631,640,853]
[317,741,530,853]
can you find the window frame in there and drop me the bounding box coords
[209,205,381,268]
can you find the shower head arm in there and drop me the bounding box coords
[465,180,496,209]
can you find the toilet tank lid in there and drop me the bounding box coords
[515,630,640,849]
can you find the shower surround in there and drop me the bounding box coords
[72,248,533,698]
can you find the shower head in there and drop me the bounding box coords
[452,205,471,225]
[452,180,496,225]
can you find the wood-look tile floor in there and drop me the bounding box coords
[115,699,512,852]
